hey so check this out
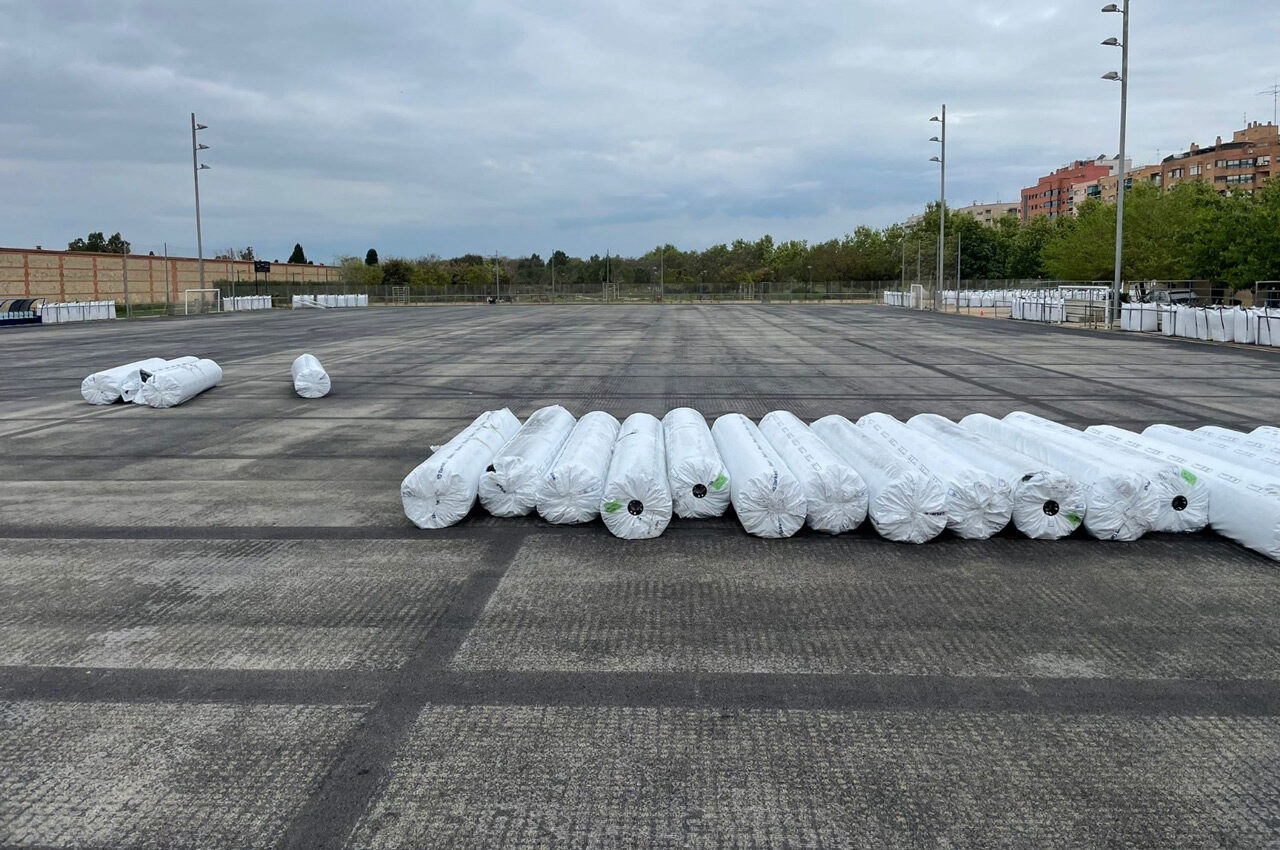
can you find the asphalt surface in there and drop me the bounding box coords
[3,304,1280,849]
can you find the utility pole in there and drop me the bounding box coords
[1102,2,1130,328]
[121,242,131,318]
[930,105,946,304]
[191,113,210,289]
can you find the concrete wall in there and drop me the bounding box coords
[0,248,339,305]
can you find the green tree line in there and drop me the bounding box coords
[333,180,1279,291]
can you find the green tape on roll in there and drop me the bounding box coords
[712,473,728,490]
[603,500,623,514]
[1065,512,1083,527]
[1181,469,1198,485]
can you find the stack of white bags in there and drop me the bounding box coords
[400,405,1278,560]
[1119,304,1280,348]
[81,356,221,408]
[291,294,368,309]
[224,295,272,311]
[42,301,117,323]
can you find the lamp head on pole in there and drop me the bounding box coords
[929,136,941,143]
[198,164,211,170]
[1101,3,1120,11]
[195,123,208,131]
[197,143,210,150]
[929,156,942,163]
[929,115,941,123]
[1101,37,1121,46]
[1101,71,1122,82]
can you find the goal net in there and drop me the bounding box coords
[184,289,222,315]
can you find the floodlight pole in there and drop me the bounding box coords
[191,113,208,289]
[930,106,946,308]
[1103,2,1130,328]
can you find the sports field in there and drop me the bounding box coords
[3,304,1280,849]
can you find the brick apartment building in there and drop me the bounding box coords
[1160,121,1276,193]
[1020,157,1123,221]
[952,201,1021,226]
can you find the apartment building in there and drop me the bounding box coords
[1020,156,1124,221]
[1160,121,1276,193]
[952,201,1021,226]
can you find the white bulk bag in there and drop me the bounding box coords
[401,408,522,529]
[1260,310,1280,347]
[128,357,200,404]
[661,408,731,518]
[1235,309,1259,344]
[960,413,1157,542]
[759,410,868,534]
[600,413,673,539]
[1087,424,1280,561]
[1207,308,1235,343]
[537,411,621,524]
[80,357,169,404]
[1142,425,1280,478]
[710,413,806,538]
[811,415,947,544]
[859,413,1012,540]
[477,404,577,517]
[291,353,332,399]
[907,413,1086,540]
[1003,412,1207,534]
[136,358,223,409]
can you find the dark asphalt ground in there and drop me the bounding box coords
[2,304,1280,849]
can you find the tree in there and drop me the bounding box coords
[381,258,414,288]
[365,248,379,266]
[68,231,129,254]
[238,247,255,261]
[288,243,307,264]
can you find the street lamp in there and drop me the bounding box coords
[1102,1,1129,328]
[808,264,813,301]
[191,114,210,289]
[930,106,946,309]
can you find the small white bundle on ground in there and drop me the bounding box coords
[80,357,169,404]
[1143,424,1280,479]
[401,408,522,529]
[960,413,1158,542]
[537,411,622,524]
[1004,412,1208,534]
[600,413,673,539]
[123,357,199,403]
[478,405,577,517]
[711,413,807,538]
[136,358,223,409]
[291,353,332,399]
[1088,424,1280,561]
[661,408,731,518]
[859,413,1012,540]
[906,413,1087,540]
[810,415,947,543]
[759,410,868,534]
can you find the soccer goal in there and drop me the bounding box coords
[909,283,926,309]
[183,289,222,315]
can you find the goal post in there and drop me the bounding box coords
[183,289,222,315]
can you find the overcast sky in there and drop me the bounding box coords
[1,1,1277,263]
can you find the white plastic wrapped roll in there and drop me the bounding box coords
[907,413,1086,540]
[537,411,621,524]
[600,413,673,539]
[478,405,577,517]
[661,408,731,518]
[80,357,169,404]
[1195,426,1280,457]
[1087,424,1280,561]
[1004,412,1207,534]
[137,359,223,409]
[125,357,200,404]
[1252,425,1280,445]
[401,408,522,529]
[759,410,868,534]
[960,413,1157,542]
[810,415,947,543]
[710,413,806,538]
[859,413,1012,540]
[291,353,332,398]
[1142,425,1280,478]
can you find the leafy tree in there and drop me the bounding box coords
[68,231,130,254]
[238,247,255,261]
[288,243,307,264]
[381,257,413,288]
[365,248,379,266]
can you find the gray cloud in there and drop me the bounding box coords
[0,0,1276,262]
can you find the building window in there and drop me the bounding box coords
[1259,156,1272,166]
[1169,168,1183,179]
[1190,164,1203,176]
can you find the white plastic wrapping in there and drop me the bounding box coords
[859,413,1012,540]
[401,408,522,529]
[80,357,169,405]
[661,408,731,518]
[1251,425,1280,445]
[1142,425,1280,478]
[759,410,868,534]
[477,405,577,517]
[291,353,332,399]
[1195,426,1280,458]
[537,411,621,524]
[810,415,947,543]
[1003,412,1208,534]
[710,414,807,538]
[126,357,201,404]
[960,413,1157,542]
[137,358,223,409]
[1087,424,1280,561]
[906,413,1087,540]
[600,413,673,539]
